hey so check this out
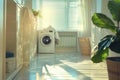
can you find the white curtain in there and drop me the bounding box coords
[79,0,92,37]
[41,1,66,30]
[35,0,92,36]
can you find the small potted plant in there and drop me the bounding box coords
[32,9,42,17]
[91,0,120,80]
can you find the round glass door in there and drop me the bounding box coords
[42,36,51,45]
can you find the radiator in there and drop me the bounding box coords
[56,31,78,52]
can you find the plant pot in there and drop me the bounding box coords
[107,57,120,80]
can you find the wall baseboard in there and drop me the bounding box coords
[6,65,22,80]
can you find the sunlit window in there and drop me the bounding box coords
[41,1,66,30]
[36,0,81,31]
[68,1,81,31]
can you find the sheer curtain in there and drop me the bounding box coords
[34,0,92,36]
[79,0,92,37]
[41,1,66,30]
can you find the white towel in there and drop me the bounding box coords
[47,25,60,44]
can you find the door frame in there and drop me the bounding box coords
[0,0,6,80]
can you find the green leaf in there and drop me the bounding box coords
[98,35,115,50]
[91,48,109,63]
[110,37,120,53]
[92,13,116,32]
[108,0,120,22]
[91,35,115,63]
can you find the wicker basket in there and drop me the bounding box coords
[107,57,120,80]
[78,37,91,56]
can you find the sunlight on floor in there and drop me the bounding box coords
[14,52,108,80]
[36,73,40,80]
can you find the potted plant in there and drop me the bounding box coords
[91,0,120,80]
[32,9,42,17]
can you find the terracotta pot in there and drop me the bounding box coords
[107,57,120,80]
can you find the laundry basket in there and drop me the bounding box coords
[78,37,91,56]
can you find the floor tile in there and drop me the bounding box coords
[14,52,108,80]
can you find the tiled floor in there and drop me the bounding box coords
[14,52,108,80]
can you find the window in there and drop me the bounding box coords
[68,1,81,30]
[41,1,66,30]
[37,0,81,31]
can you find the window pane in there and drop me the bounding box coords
[68,1,81,30]
[41,1,66,30]
[39,0,81,31]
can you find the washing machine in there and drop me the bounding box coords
[38,30,55,53]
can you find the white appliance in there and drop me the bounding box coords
[38,30,55,53]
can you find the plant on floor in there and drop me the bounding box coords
[91,0,120,63]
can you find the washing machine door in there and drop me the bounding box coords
[42,35,52,45]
